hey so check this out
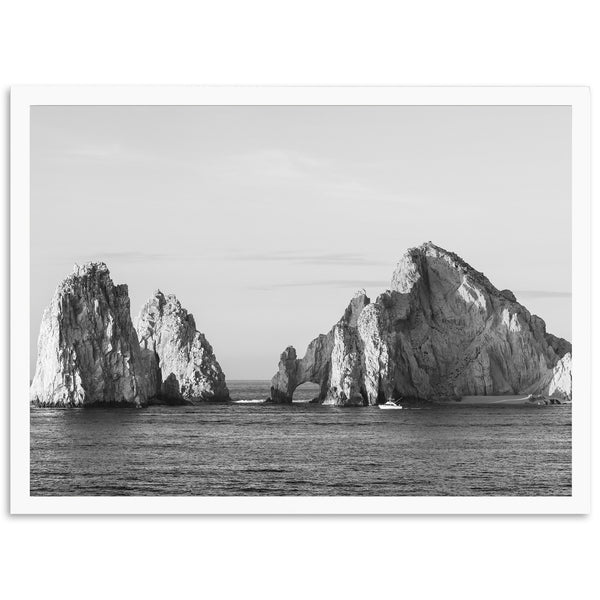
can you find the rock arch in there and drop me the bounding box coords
[269,292,372,405]
[269,343,331,403]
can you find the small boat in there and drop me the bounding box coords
[379,400,403,410]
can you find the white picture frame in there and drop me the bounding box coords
[10,86,591,514]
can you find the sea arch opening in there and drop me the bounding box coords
[291,381,321,403]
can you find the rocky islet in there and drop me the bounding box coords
[135,290,229,402]
[30,263,228,407]
[270,242,572,405]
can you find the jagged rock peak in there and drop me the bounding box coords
[342,290,370,327]
[72,261,109,277]
[136,291,229,401]
[30,263,157,407]
[391,241,498,296]
[143,290,197,331]
[57,262,114,294]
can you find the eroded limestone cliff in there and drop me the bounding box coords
[30,263,158,407]
[135,291,229,402]
[270,242,572,405]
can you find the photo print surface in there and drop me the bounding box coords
[28,104,572,498]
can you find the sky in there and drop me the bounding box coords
[30,105,572,379]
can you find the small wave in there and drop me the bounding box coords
[232,399,266,404]
[245,468,287,473]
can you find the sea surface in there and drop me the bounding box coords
[30,380,572,496]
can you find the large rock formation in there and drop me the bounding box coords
[135,291,229,402]
[30,263,158,407]
[270,242,572,405]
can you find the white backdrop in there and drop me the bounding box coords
[1,1,597,599]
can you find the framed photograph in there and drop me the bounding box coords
[10,86,590,514]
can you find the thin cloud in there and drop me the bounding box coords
[42,251,196,264]
[222,148,330,181]
[59,142,154,163]
[514,290,571,299]
[249,279,390,291]
[249,284,572,298]
[96,251,181,261]
[227,251,387,266]
[214,148,405,206]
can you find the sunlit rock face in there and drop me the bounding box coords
[547,352,572,400]
[270,242,572,405]
[135,291,229,402]
[30,263,158,407]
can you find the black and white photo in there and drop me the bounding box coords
[10,86,590,514]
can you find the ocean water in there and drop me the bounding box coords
[30,380,572,496]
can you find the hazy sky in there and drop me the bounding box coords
[30,105,571,379]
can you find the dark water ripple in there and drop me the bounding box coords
[30,380,572,496]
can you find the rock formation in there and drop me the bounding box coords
[135,291,229,402]
[547,352,572,400]
[30,263,158,407]
[270,242,572,405]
